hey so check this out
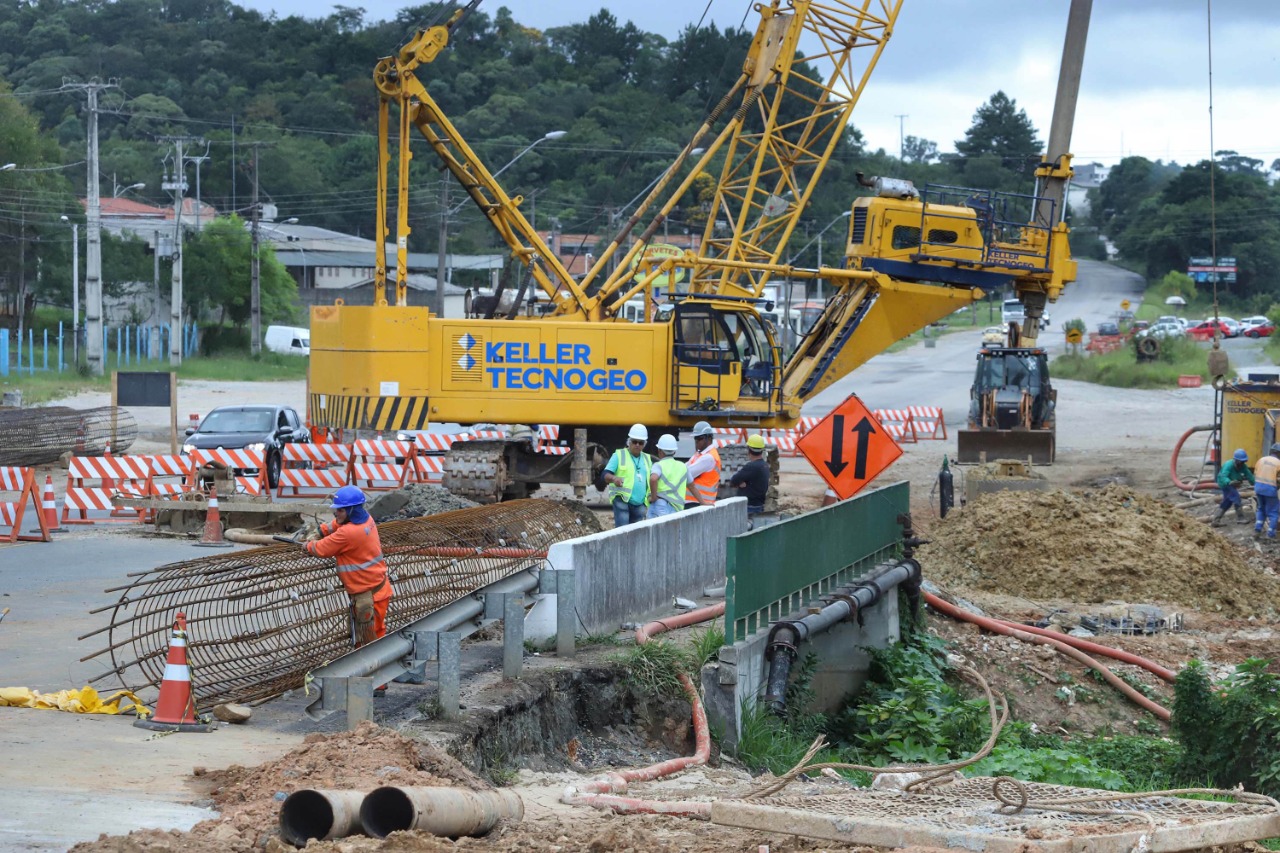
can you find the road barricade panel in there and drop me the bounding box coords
[188,448,269,497]
[350,439,415,490]
[0,466,48,543]
[62,455,150,525]
[277,443,352,498]
[871,409,918,444]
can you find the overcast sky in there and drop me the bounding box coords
[238,0,1280,169]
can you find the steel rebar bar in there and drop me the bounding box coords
[0,405,137,466]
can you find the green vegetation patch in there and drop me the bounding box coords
[1053,336,1210,388]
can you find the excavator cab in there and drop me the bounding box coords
[670,301,782,416]
[957,346,1056,464]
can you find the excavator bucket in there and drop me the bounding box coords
[956,428,1056,465]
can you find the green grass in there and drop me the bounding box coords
[1,353,307,404]
[1053,337,1212,388]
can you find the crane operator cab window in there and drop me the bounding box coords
[674,304,776,398]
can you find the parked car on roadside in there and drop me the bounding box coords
[1241,316,1276,338]
[981,326,1007,345]
[1218,317,1243,337]
[1131,320,1151,333]
[182,405,310,489]
[1156,315,1188,330]
[1187,319,1232,341]
[1137,322,1184,339]
[1096,321,1121,337]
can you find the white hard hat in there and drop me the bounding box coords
[628,423,649,442]
[692,421,714,438]
[657,434,678,453]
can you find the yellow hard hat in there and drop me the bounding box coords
[746,434,766,451]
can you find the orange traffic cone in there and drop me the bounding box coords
[31,475,66,534]
[195,486,232,548]
[822,488,840,507]
[134,611,215,733]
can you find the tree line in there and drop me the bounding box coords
[3,0,1266,331]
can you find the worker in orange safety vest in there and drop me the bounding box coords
[304,486,393,650]
[683,421,722,509]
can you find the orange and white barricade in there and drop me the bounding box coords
[872,409,918,444]
[904,405,947,440]
[349,439,414,491]
[413,432,462,454]
[61,455,151,525]
[536,425,572,455]
[141,454,195,498]
[276,443,351,498]
[188,448,269,496]
[0,466,49,543]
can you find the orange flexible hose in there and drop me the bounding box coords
[992,620,1177,682]
[925,592,1170,721]
[561,603,725,818]
[1171,424,1219,492]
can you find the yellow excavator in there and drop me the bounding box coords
[308,0,1087,499]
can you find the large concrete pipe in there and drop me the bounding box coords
[360,786,524,838]
[278,789,367,845]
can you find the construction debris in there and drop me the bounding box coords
[213,703,252,724]
[920,484,1280,617]
[368,483,478,522]
[0,405,137,466]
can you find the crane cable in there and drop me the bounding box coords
[1207,0,1220,332]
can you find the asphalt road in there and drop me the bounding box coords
[802,260,1265,426]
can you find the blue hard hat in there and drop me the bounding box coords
[1233,448,1248,462]
[330,485,367,509]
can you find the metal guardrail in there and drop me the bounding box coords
[724,481,908,643]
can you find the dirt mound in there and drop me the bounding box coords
[70,722,488,853]
[919,484,1280,617]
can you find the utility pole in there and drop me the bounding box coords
[61,77,118,376]
[435,175,448,318]
[160,135,202,366]
[250,144,262,354]
[895,114,909,161]
[190,146,210,233]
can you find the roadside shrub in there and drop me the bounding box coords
[1172,659,1280,797]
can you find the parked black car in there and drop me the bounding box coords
[182,405,310,488]
[1096,321,1121,336]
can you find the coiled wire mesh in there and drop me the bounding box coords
[0,406,137,466]
[80,499,596,706]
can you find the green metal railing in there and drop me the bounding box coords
[724,481,909,643]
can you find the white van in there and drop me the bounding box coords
[264,325,310,356]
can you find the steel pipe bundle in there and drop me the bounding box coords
[80,500,591,706]
[0,405,137,466]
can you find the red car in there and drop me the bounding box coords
[1244,321,1276,338]
[1188,320,1232,341]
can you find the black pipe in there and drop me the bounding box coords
[764,559,922,716]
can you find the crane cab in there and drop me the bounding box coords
[669,300,783,418]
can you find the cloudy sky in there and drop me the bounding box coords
[238,0,1280,169]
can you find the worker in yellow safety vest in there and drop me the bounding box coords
[603,423,653,527]
[684,420,721,509]
[648,434,688,518]
[1254,443,1280,541]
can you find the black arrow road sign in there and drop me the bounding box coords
[825,414,848,477]
[851,416,876,479]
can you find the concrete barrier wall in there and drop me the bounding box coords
[535,498,748,639]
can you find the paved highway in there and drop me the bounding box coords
[801,260,1255,428]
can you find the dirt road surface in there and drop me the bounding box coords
[1,259,1273,850]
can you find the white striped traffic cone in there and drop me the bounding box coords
[195,486,233,548]
[31,475,66,534]
[133,611,215,733]
[822,488,840,506]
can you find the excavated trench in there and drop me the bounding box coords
[409,665,702,781]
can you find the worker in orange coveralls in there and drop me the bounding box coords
[304,486,393,655]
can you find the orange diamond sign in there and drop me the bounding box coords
[797,394,903,500]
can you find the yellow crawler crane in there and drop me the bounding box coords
[309,0,921,502]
